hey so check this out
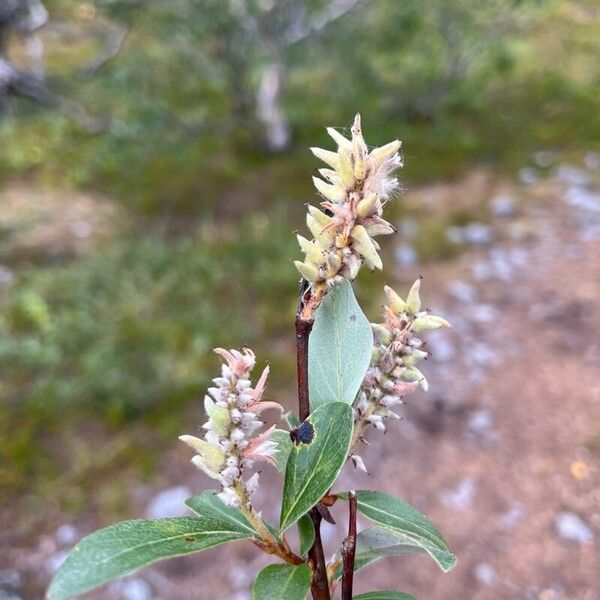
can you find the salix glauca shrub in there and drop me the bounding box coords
[48,115,456,600]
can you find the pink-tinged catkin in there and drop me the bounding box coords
[179,348,282,508]
[351,280,450,469]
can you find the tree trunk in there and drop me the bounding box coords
[256,60,291,152]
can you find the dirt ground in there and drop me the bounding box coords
[1,160,599,599]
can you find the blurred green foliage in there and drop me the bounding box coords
[0,212,301,493]
[2,0,598,212]
[0,0,598,501]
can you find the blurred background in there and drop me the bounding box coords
[0,0,598,598]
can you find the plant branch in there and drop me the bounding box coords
[242,505,303,566]
[341,490,357,600]
[295,313,313,421]
[296,282,331,600]
[307,507,330,599]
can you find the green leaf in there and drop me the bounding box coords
[354,592,417,600]
[270,428,293,472]
[252,563,312,600]
[308,280,372,408]
[297,514,315,557]
[354,526,428,562]
[184,490,263,533]
[188,490,284,544]
[49,492,258,600]
[334,526,432,579]
[280,402,353,531]
[283,411,299,429]
[339,491,456,572]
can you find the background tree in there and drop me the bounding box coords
[0,0,52,109]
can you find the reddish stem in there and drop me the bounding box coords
[295,315,313,422]
[341,490,357,600]
[296,306,331,600]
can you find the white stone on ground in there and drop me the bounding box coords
[473,562,497,586]
[146,485,192,519]
[490,194,516,218]
[121,578,152,600]
[55,524,78,547]
[555,512,593,544]
[440,477,476,510]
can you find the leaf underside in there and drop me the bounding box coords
[333,525,431,580]
[308,279,372,408]
[270,428,293,472]
[339,490,457,572]
[297,513,315,557]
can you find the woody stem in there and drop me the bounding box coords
[241,505,303,565]
[341,490,357,600]
[296,292,331,600]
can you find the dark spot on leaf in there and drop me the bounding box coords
[291,421,314,445]
[349,314,356,322]
[184,536,196,542]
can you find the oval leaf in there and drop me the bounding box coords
[297,513,315,557]
[280,402,353,531]
[252,563,312,600]
[308,280,372,407]
[270,428,293,473]
[333,526,431,579]
[49,492,258,600]
[354,593,417,600]
[340,490,456,572]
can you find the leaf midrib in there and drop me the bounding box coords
[82,529,246,568]
[283,415,337,527]
[187,496,257,537]
[282,409,350,529]
[280,567,299,597]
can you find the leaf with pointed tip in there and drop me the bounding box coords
[252,563,312,600]
[48,492,258,600]
[354,592,417,600]
[297,514,315,557]
[338,491,456,572]
[309,280,372,408]
[280,402,353,531]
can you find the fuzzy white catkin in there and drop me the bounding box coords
[296,114,402,317]
[351,281,450,470]
[179,348,281,508]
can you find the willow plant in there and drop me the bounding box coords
[48,115,456,600]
